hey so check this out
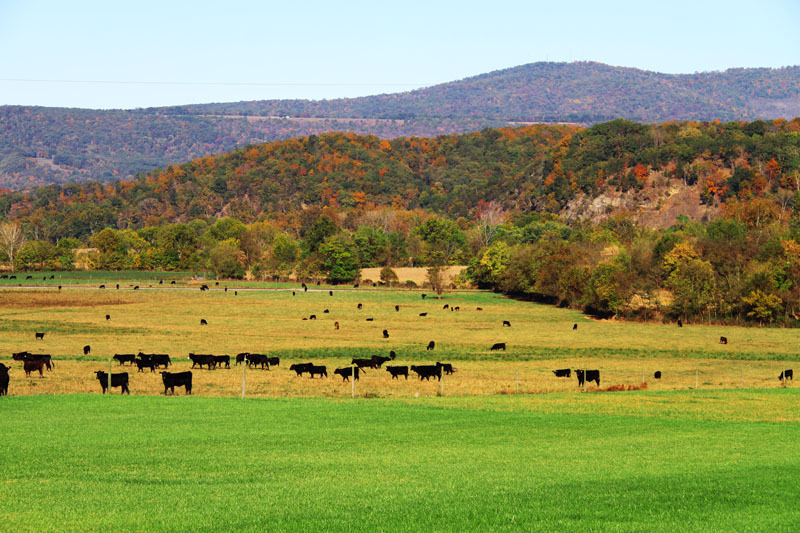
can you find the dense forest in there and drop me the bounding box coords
[2,62,799,189]
[0,118,799,326]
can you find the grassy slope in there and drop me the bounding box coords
[1,392,799,532]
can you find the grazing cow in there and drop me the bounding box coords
[443,304,449,310]
[419,312,428,317]
[9,275,15,279]
[94,371,130,394]
[329,290,333,296]
[160,279,163,285]
[779,369,793,381]
[309,315,317,320]
[309,365,327,378]
[371,355,392,368]
[171,280,176,285]
[426,341,435,351]
[134,357,156,373]
[302,283,308,291]
[490,342,506,351]
[266,356,280,367]
[436,362,454,375]
[421,293,426,299]
[26,275,32,280]
[235,352,249,366]
[161,371,192,395]
[502,321,511,327]
[24,360,46,377]
[215,282,219,286]
[573,323,578,330]
[575,369,600,387]
[200,319,208,325]
[200,284,209,291]
[366,318,374,322]
[677,319,683,327]
[290,363,313,376]
[224,287,228,292]
[23,353,53,371]
[323,309,329,313]
[357,303,363,309]
[246,353,269,369]
[720,336,728,345]
[552,369,571,378]
[133,286,139,290]
[99,284,105,289]
[386,365,408,380]
[654,371,662,379]
[353,283,359,288]
[58,285,62,290]
[395,305,399,311]
[213,355,231,369]
[0,363,9,395]
[106,314,111,320]
[411,365,441,381]
[334,367,359,382]
[352,358,377,371]
[139,353,170,368]
[476,307,483,311]
[334,321,340,330]
[383,329,389,338]
[83,345,91,355]
[292,291,296,296]
[35,332,45,340]
[189,353,217,370]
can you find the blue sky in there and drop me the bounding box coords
[1,0,798,109]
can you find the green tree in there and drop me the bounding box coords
[414,218,466,265]
[319,235,359,283]
[207,239,245,279]
[742,289,783,324]
[667,258,716,321]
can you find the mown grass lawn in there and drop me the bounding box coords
[2,391,799,532]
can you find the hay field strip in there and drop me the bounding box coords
[1,286,798,398]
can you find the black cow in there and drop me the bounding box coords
[161,371,192,395]
[394,305,399,312]
[115,284,119,289]
[490,342,506,351]
[24,360,46,377]
[366,318,374,322]
[247,353,269,369]
[389,350,397,360]
[654,371,662,379]
[189,353,216,370]
[386,365,408,380]
[23,353,53,371]
[149,354,171,369]
[552,368,571,378]
[25,275,32,280]
[213,355,231,369]
[436,362,454,375]
[200,284,209,291]
[0,363,9,395]
[133,286,139,290]
[383,329,389,338]
[443,304,449,310]
[171,280,176,285]
[502,320,511,327]
[323,309,329,313]
[309,315,317,320]
[329,290,333,296]
[35,332,45,340]
[267,356,280,367]
[106,314,111,320]
[309,365,327,378]
[200,319,208,325]
[454,307,460,311]
[426,341,435,351]
[476,307,483,311]
[575,369,600,387]
[371,355,392,367]
[334,367,359,382]
[677,319,683,327]
[352,358,377,371]
[302,283,308,292]
[421,293,426,299]
[99,284,105,289]
[357,303,363,309]
[290,363,313,376]
[419,312,427,317]
[779,369,793,381]
[411,365,441,381]
[572,323,578,330]
[95,371,130,394]
[135,357,156,373]
[83,345,91,355]
[113,353,136,366]
[720,336,728,344]
[235,352,249,365]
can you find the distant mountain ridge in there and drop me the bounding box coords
[1,61,799,190]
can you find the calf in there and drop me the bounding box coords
[0,363,9,395]
[386,365,408,380]
[213,355,231,369]
[552,368,571,378]
[323,309,329,313]
[24,353,53,371]
[490,342,506,351]
[161,371,192,395]
[719,336,728,344]
[94,371,130,394]
[426,341,435,351]
[290,363,313,376]
[411,365,441,381]
[24,360,45,377]
[135,357,156,373]
[575,369,600,387]
[83,345,91,355]
[35,332,45,340]
[476,307,483,311]
[436,362,454,375]
[779,369,793,381]
[200,319,208,325]
[334,367,360,382]
[189,353,217,370]
[113,353,136,366]
[502,320,511,327]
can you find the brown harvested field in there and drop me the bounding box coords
[360,266,466,286]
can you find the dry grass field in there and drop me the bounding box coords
[1,284,797,398]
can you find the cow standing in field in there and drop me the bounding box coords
[235,353,249,366]
[20,353,53,371]
[383,329,389,338]
[552,369,571,378]
[490,343,506,351]
[572,323,577,330]
[371,355,392,368]
[213,355,231,369]
[386,365,408,380]
[677,319,683,327]
[654,371,662,379]
[334,321,340,330]
[720,336,728,344]
[106,314,111,321]
[395,305,399,312]
[95,371,130,394]
[83,345,91,355]
[575,369,600,387]
[0,363,9,395]
[189,353,216,370]
[426,341,435,351]
[357,303,363,309]
[352,358,377,372]
[779,370,793,381]
[135,357,156,373]
[35,332,45,340]
[24,360,46,377]
[200,319,208,325]
[436,362,454,375]
[411,365,441,381]
[161,371,192,395]
[502,321,511,327]
[290,363,313,376]
[419,312,427,317]
[113,353,136,366]
[334,367,359,382]
[246,353,269,369]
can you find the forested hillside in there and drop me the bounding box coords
[2,62,798,189]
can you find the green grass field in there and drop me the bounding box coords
[2,392,799,532]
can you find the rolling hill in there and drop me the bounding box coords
[1,61,799,190]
